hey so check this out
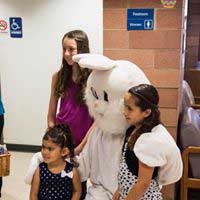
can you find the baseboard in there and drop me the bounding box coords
[6,143,41,153]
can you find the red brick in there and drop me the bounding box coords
[104,0,127,8]
[130,30,181,49]
[104,30,129,49]
[104,49,154,69]
[156,9,182,29]
[155,50,181,69]
[144,69,181,88]
[104,9,126,29]
[166,127,177,141]
[128,0,183,9]
[160,108,178,127]
[158,88,178,108]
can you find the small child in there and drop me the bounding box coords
[113,84,183,200]
[30,124,81,200]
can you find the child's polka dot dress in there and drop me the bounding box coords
[38,161,73,200]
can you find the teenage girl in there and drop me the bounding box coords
[113,84,182,200]
[47,30,94,155]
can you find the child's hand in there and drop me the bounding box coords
[48,121,55,128]
[74,144,83,156]
[112,189,120,200]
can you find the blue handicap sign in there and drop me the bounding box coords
[127,9,154,31]
[9,17,23,38]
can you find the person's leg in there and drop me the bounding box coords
[80,181,87,200]
[0,114,4,196]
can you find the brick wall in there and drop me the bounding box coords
[103,0,186,199]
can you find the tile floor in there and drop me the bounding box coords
[2,151,34,200]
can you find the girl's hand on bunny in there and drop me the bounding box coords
[74,144,83,156]
[48,121,55,128]
[112,189,120,200]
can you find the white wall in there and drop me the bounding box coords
[0,0,103,145]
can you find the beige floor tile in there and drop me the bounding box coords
[1,151,34,200]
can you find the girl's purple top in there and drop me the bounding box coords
[56,81,93,147]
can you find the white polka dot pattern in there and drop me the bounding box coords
[118,143,163,200]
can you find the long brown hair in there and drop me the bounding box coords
[128,84,161,149]
[54,30,91,104]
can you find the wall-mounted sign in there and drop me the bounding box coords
[161,0,176,8]
[127,9,154,31]
[9,17,23,38]
[0,19,8,33]
[0,20,7,31]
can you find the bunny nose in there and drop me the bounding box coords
[93,100,106,115]
[94,101,98,108]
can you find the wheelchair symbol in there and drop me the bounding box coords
[11,19,20,30]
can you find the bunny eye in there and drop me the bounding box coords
[91,87,98,99]
[103,91,109,102]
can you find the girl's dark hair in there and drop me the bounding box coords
[54,30,91,104]
[128,84,161,149]
[43,124,78,166]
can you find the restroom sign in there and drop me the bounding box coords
[127,9,154,31]
[9,17,23,38]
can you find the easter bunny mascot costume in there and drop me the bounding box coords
[69,54,150,199]
[25,54,150,200]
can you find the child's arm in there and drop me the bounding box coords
[29,167,40,200]
[47,73,59,128]
[125,161,154,200]
[71,167,82,200]
[112,188,120,200]
[74,122,95,155]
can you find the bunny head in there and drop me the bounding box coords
[73,54,150,135]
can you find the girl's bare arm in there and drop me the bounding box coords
[30,167,40,200]
[47,73,59,128]
[71,167,82,200]
[75,122,95,155]
[125,161,154,200]
[112,188,120,200]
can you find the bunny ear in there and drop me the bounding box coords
[72,53,91,63]
[73,54,116,70]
